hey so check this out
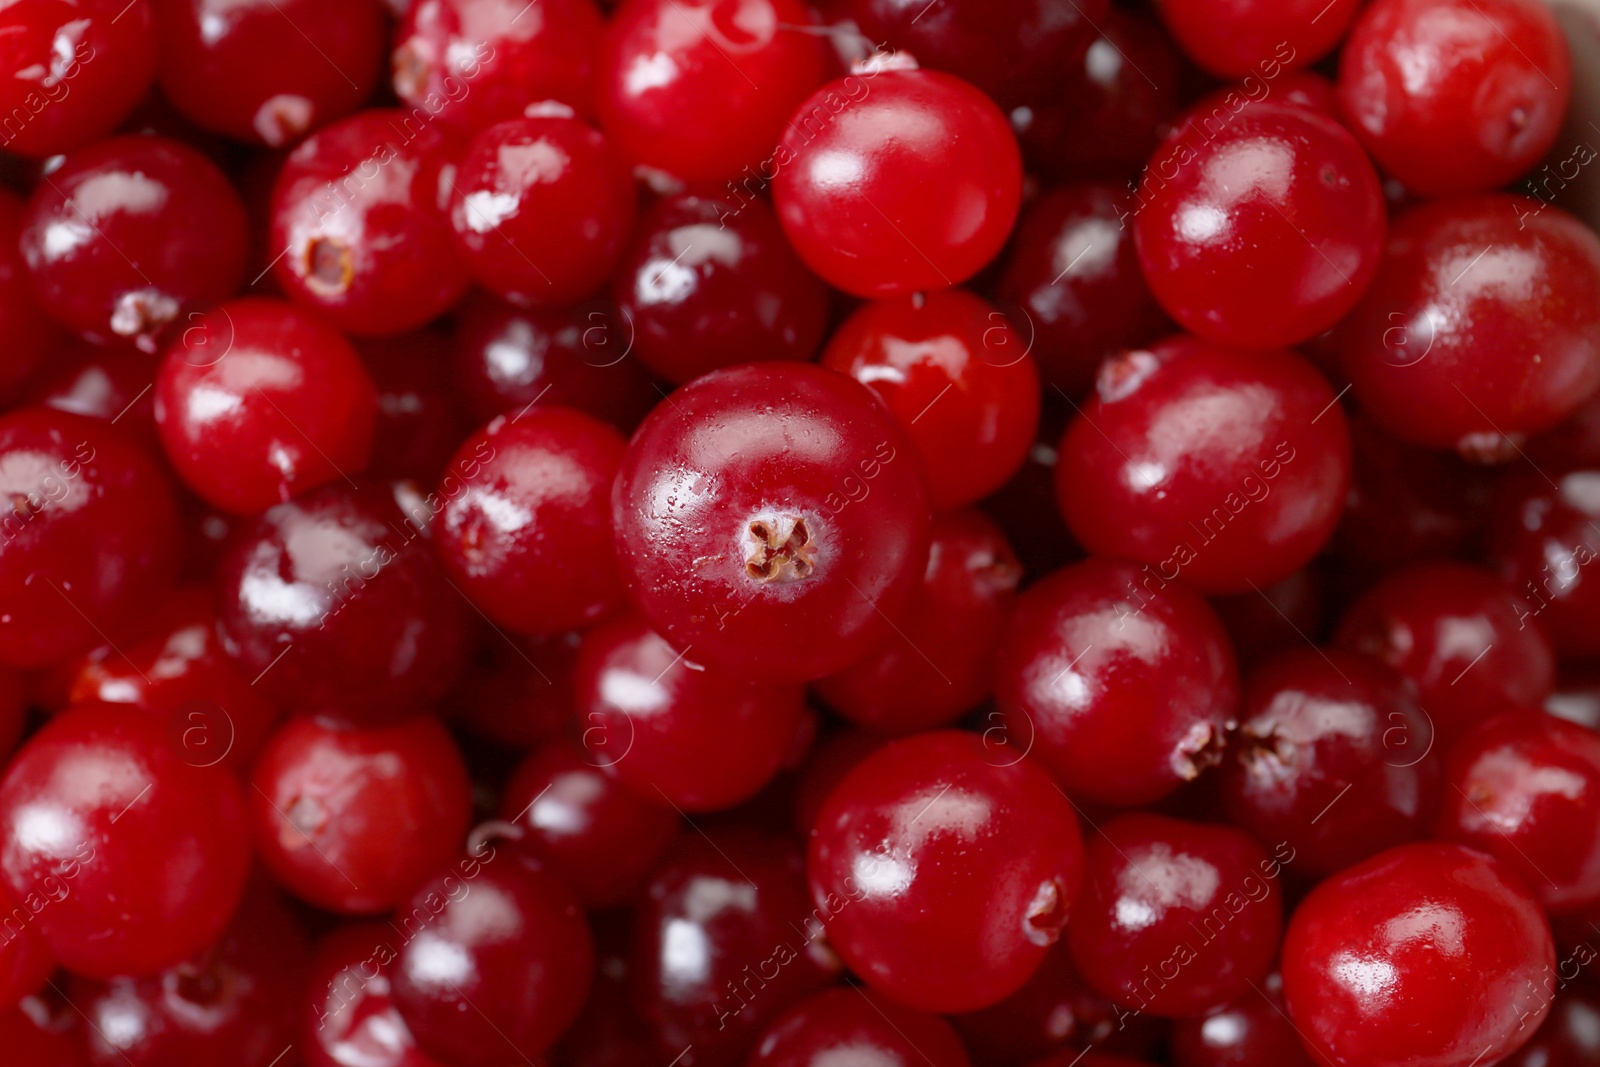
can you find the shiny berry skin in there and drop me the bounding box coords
[809,730,1085,1013]
[24,340,159,452]
[1503,990,1600,1067]
[214,486,468,724]
[1338,196,1600,458]
[0,410,180,669]
[994,557,1240,807]
[1067,813,1284,1018]
[249,715,472,914]
[1152,0,1360,78]
[391,851,594,1065]
[1056,337,1352,594]
[0,992,90,1067]
[0,0,157,157]
[1170,971,1318,1067]
[155,298,379,514]
[305,923,444,1067]
[152,0,385,146]
[1219,649,1440,877]
[1134,104,1385,350]
[773,69,1022,298]
[0,706,250,978]
[1487,467,1600,658]
[996,182,1167,398]
[1281,842,1555,1067]
[822,289,1041,508]
[448,115,636,308]
[499,739,680,906]
[392,0,603,133]
[816,509,1020,735]
[596,0,827,185]
[751,987,972,1067]
[1334,562,1554,748]
[433,408,627,635]
[0,882,54,1005]
[611,363,932,683]
[613,195,828,385]
[0,190,60,402]
[1436,712,1600,917]
[269,109,470,337]
[573,612,807,811]
[1337,0,1571,196]
[20,135,248,351]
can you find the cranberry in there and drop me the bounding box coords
[0,0,158,157]
[1503,989,1600,1067]
[498,739,680,907]
[1067,813,1285,1018]
[994,557,1240,807]
[0,881,54,1005]
[0,410,180,669]
[1220,648,1440,878]
[1056,337,1352,593]
[0,706,250,977]
[1337,0,1571,196]
[1531,387,1600,468]
[19,135,248,351]
[23,340,159,453]
[0,189,60,402]
[772,69,1021,298]
[214,485,469,724]
[610,363,932,682]
[1487,467,1600,658]
[153,0,385,146]
[392,0,604,133]
[573,612,807,811]
[1281,842,1556,1067]
[305,922,444,1067]
[1170,971,1318,1067]
[356,329,468,484]
[0,991,91,1067]
[809,730,1084,1013]
[788,726,887,835]
[1152,0,1360,78]
[613,195,828,385]
[269,109,470,337]
[432,407,626,635]
[1171,70,1342,135]
[750,986,972,1067]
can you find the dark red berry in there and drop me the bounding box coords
[750,986,972,1067]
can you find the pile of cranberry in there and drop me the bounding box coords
[3,0,1600,1064]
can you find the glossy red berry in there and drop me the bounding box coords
[1152,0,1360,78]
[1170,971,1318,1067]
[20,135,248,351]
[809,730,1085,1013]
[0,882,54,1006]
[305,922,444,1067]
[0,706,250,978]
[994,557,1239,807]
[772,69,1022,298]
[0,189,60,401]
[611,363,932,683]
[1487,467,1600,658]
[1281,842,1556,1067]
[1337,0,1571,196]
[1056,337,1352,593]
[751,987,972,1067]
[1503,990,1600,1067]
[1067,813,1285,1018]
[23,340,159,453]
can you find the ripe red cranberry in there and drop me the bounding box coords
[1334,562,1554,748]
[0,706,250,977]
[392,0,603,132]
[751,987,972,1067]
[573,612,807,812]
[1056,337,1351,593]
[1152,0,1360,78]
[0,0,158,157]
[305,922,444,1067]
[789,727,887,835]
[817,509,1021,735]
[772,69,1021,298]
[214,485,468,724]
[0,882,54,1005]
[448,114,636,308]
[0,992,91,1067]
[155,298,379,514]
[0,189,60,401]
[632,829,839,1067]
[390,851,593,1065]
[499,740,680,907]
[19,135,248,351]
[0,410,180,669]
[1067,813,1285,1018]
[1220,648,1440,877]
[1339,196,1600,458]
[613,195,828,385]
[809,730,1084,1013]
[1282,842,1556,1067]
[152,0,385,145]
[249,715,472,915]
[432,408,626,635]
[1487,467,1600,657]
[23,340,159,452]
[269,109,470,337]
[611,363,932,682]
[1337,0,1571,196]
[1170,971,1318,1067]
[994,557,1240,807]
[996,182,1167,398]
[1503,989,1600,1067]
[1171,70,1342,134]
[822,289,1041,508]
[1133,104,1385,350]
